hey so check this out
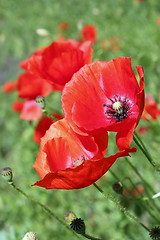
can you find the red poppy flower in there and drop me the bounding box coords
[32,119,132,189]
[17,72,52,99]
[12,100,24,112]
[123,184,144,198]
[20,40,93,90]
[132,185,144,197]
[79,25,97,44]
[142,94,160,121]
[100,37,120,52]
[62,57,144,150]
[137,126,150,135]
[33,113,63,144]
[20,100,42,121]
[2,81,17,93]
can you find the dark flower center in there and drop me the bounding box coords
[103,95,132,122]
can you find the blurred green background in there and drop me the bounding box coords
[0,0,160,239]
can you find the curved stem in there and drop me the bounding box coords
[42,109,58,121]
[125,157,155,194]
[133,132,160,171]
[109,169,160,223]
[109,169,119,181]
[125,157,160,212]
[10,182,81,240]
[93,183,150,232]
[82,233,102,240]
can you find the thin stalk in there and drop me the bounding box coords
[125,157,160,212]
[123,178,160,222]
[109,170,159,223]
[109,169,119,181]
[93,183,150,232]
[82,233,102,240]
[125,157,155,194]
[10,182,82,240]
[133,132,160,171]
[42,109,58,121]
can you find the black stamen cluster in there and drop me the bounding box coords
[104,95,131,122]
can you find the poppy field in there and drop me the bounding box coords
[0,0,160,240]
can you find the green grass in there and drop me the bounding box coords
[0,0,160,239]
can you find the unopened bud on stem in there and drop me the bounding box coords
[35,96,46,110]
[22,232,39,240]
[64,211,77,223]
[112,181,123,194]
[0,167,13,184]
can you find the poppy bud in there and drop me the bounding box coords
[149,226,160,240]
[70,218,86,235]
[112,181,123,194]
[36,28,49,37]
[64,211,77,223]
[22,232,39,240]
[0,167,13,184]
[35,96,46,109]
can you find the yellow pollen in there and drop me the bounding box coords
[112,101,122,111]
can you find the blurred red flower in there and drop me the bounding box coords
[17,72,52,99]
[2,81,17,93]
[132,185,144,197]
[33,113,63,144]
[12,100,24,112]
[62,57,144,150]
[142,94,160,121]
[137,126,150,135]
[20,100,42,121]
[123,184,144,198]
[20,39,93,90]
[134,0,145,2]
[157,16,160,26]
[56,34,66,41]
[32,119,132,189]
[100,36,120,52]
[57,22,69,31]
[79,25,97,44]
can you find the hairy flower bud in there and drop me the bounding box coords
[0,167,13,184]
[22,232,38,240]
[36,28,49,37]
[64,211,77,223]
[35,96,46,109]
[112,181,123,194]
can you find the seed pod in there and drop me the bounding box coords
[70,218,86,235]
[149,226,160,240]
